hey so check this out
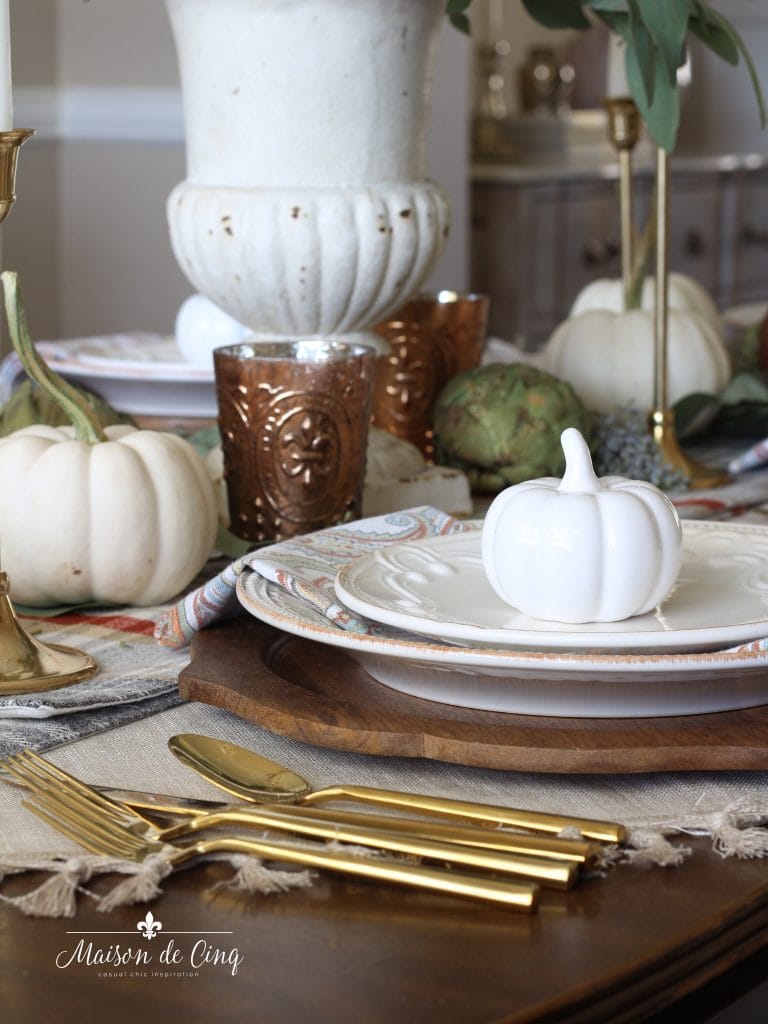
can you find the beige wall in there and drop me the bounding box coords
[2,1,471,347]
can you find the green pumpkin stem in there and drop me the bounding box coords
[624,191,657,312]
[1,270,107,444]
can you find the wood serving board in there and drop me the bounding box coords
[178,615,768,773]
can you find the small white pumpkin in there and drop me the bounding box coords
[570,272,721,326]
[540,307,731,414]
[481,427,682,623]
[0,424,218,607]
[0,272,218,607]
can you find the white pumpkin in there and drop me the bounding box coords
[570,272,721,326]
[481,428,682,623]
[0,423,218,607]
[540,307,731,414]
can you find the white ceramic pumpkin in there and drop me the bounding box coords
[0,423,218,606]
[0,270,218,607]
[481,428,682,623]
[540,307,731,414]
[569,272,721,326]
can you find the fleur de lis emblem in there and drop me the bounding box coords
[137,910,163,940]
[281,414,334,486]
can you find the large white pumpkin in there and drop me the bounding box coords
[0,424,218,606]
[540,307,731,414]
[570,272,722,326]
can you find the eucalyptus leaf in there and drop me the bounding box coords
[689,10,739,65]
[627,4,656,106]
[521,0,592,30]
[695,2,767,126]
[635,0,691,87]
[626,43,680,150]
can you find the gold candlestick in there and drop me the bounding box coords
[650,146,729,489]
[603,98,641,302]
[0,127,99,693]
[0,128,33,223]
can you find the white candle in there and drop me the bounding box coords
[0,1,12,132]
[606,33,629,98]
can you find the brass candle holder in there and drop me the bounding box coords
[603,98,641,302]
[0,128,33,224]
[0,127,98,694]
[650,147,729,489]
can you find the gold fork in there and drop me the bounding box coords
[6,752,559,909]
[5,751,577,890]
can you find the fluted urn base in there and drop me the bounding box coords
[168,179,451,342]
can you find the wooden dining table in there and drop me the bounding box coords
[4,459,768,1024]
[2,824,768,1024]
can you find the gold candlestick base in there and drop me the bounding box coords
[650,409,730,490]
[0,128,33,224]
[0,571,97,694]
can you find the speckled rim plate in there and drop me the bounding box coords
[333,522,768,655]
[237,563,768,718]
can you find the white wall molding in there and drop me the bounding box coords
[14,86,184,142]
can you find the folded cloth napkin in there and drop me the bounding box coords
[4,608,188,718]
[155,507,469,649]
[0,607,190,758]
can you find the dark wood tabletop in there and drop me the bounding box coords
[3,832,768,1024]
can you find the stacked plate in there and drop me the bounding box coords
[1,333,217,419]
[237,519,768,719]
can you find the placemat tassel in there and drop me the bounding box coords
[622,829,691,867]
[211,854,315,895]
[97,854,174,913]
[0,856,94,917]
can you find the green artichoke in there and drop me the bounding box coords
[433,362,590,492]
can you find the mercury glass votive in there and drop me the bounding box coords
[214,340,376,541]
[372,290,490,460]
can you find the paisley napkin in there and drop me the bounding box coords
[154,507,470,649]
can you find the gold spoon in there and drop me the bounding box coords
[168,733,626,845]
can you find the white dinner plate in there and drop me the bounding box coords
[333,521,768,655]
[237,565,768,719]
[33,333,217,418]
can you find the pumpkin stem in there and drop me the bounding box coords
[1,271,107,444]
[559,428,600,493]
[624,191,656,312]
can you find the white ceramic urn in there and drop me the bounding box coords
[164,0,451,348]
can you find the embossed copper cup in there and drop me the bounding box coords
[214,340,376,542]
[373,290,490,460]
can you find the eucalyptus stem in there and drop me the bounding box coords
[1,271,107,444]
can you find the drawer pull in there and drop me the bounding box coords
[581,239,620,267]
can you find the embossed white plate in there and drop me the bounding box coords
[237,564,768,718]
[334,522,768,654]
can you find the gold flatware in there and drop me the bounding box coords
[6,751,577,891]
[8,751,538,912]
[0,770,600,865]
[169,733,627,844]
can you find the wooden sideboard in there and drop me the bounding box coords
[471,153,768,349]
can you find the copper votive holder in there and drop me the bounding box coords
[214,340,376,542]
[373,290,490,460]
